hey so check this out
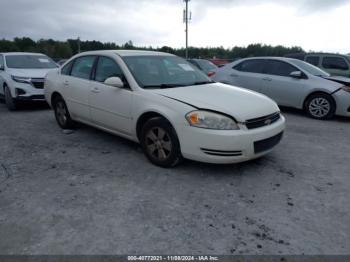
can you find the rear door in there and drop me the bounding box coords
[260,59,307,107]
[321,56,350,77]
[89,56,133,135]
[63,55,97,121]
[229,59,267,92]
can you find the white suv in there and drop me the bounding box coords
[44,50,285,167]
[0,52,58,110]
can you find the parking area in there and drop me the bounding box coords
[0,103,349,255]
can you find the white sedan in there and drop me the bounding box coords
[44,50,285,167]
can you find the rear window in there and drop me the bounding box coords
[322,57,349,70]
[305,56,320,66]
[195,59,217,71]
[5,55,58,69]
[70,56,96,80]
[234,60,266,74]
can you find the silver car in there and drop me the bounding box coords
[212,57,350,120]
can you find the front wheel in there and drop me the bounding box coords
[140,117,182,168]
[305,93,336,120]
[52,96,75,129]
[4,86,17,111]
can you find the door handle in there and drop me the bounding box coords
[91,87,100,93]
[230,73,238,77]
[262,77,272,81]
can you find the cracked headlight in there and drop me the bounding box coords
[186,110,239,130]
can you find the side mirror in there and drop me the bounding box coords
[0,65,4,71]
[104,77,124,88]
[290,71,303,79]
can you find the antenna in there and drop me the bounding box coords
[183,0,191,59]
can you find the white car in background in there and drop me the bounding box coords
[0,52,58,110]
[44,50,285,167]
[212,57,350,120]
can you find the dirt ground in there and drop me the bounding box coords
[0,103,349,255]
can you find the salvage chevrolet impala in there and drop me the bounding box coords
[44,50,285,167]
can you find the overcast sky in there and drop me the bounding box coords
[1,0,350,53]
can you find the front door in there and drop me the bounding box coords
[89,56,133,135]
[260,60,307,107]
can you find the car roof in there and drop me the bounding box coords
[0,52,46,56]
[238,57,298,62]
[75,50,175,57]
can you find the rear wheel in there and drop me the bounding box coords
[52,96,75,129]
[305,93,335,120]
[140,117,182,168]
[4,86,17,111]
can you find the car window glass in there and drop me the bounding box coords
[196,60,217,71]
[0,55,4,68]
[305,56,320,66]
[266,60,298,77]
[322,57,349,70]
[61,61,73,75]
[71,56,96,80]
[234,60,265,73]
[95,57,123,82]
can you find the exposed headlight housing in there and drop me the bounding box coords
[186,110,239,130]
[11,75,31,83]
[341,85,350,93]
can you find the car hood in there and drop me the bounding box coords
[6,68,58,78]
[322,76,350,86]
[152,83,280,122]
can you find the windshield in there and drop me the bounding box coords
[122,55,212,89]
[195,59,218,72]
[290,59,330,77]
[6,55,58,69]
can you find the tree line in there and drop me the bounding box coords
[0,37,305,60]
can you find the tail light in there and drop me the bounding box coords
[207,71,215,77]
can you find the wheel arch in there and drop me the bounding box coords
[136,111,175,142]
[303,91,336,111]
[51,91,63,106]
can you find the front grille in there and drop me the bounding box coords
[31,78,45,89]
[245,112,280,130]
[254,132,283,154]
[201,148,243,157]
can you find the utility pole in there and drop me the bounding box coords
[183,0,191,59]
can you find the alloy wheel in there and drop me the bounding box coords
[145,127,172,161]
[55,101,68,126]
[308,97,330,118]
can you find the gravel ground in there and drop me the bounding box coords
[0,102,349,255]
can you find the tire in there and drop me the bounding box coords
[52,96,75,129]
[4,86,17,111]
[305,93,336,120]
[140,117,182,168]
